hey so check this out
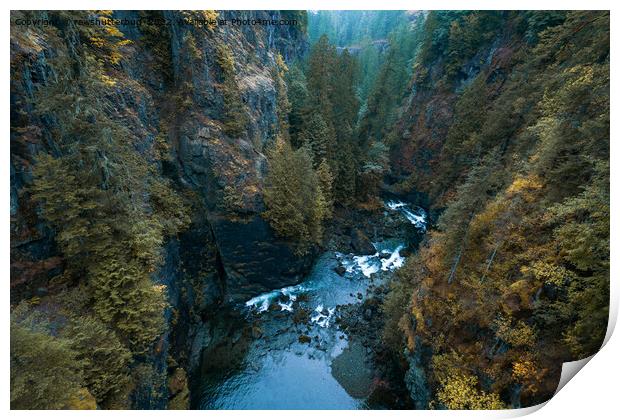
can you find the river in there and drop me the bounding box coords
[194,200,426,409]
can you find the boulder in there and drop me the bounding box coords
[379,250,391,259]
[334,265,347,276]
[350,229,376,255]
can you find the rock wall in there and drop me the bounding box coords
[389,13,518,205]
[10,10,308,408]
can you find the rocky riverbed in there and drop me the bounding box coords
[192,200,427,409]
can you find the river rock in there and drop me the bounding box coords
[350,229,376,255]
[400,248,412,258]
[334,265,347,276]
[331,341,374,399]
[251,326,263,339]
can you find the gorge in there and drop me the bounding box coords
[10,10,610,410]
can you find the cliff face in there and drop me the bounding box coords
[389,13,519,205]
[10,10,308,408]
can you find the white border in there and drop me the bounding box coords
[3,2,618,419]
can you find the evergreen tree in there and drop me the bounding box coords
[300,113,331,165]
[216,43,248,138]
[263,138,328,253]
[316,158,334,218]
[305,35,362,204]
[273,53,292,139]
[306,35,338,150]
[285,64,310,148]
[66,316,132,407]
[358,140,389,202]
[11,308,84,409]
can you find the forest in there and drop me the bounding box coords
[10,10,609,410]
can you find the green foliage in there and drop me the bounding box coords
[90,260,167,353]
[306,36,338,125]
[263,138,328,252]
[300,113,332,164]
[334,138,357,206]
[19,13,191,407]
[274,54,292,138]
[29,11,189,337]
[522,11,566,44]
[387,11,609,408]
[358,140,389,201]
[216,43,248,137]
[304,35,361,204]
[548,163,609,358]
[138,11,174,83]
[11,309,83,409]
[11,9,609,411]
[359,22,423,142]
[66,317,132,407]
[433,74,489,195]
[416,11,505,84]
[316,159,334,219]
[285,64,309,147]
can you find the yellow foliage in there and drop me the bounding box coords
[201,10,219,31]
[495,317,537,348]
[502,279,539,314]
[506,176,543,198]
[436,374,506,410]
[512,359,547,395]
[64,388,98,410]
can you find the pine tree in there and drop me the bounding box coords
[263,138,328,252]
[316,159,334,218]
[66,317,132,407]
[216,44,248,138]
[11,308,84,409]
[273,53,292,139]
[358,140,389,202]
[285,64,310,148]
[300,113,332,165]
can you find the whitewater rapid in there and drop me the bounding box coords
[246,241,407,317]
[199,199,428,409]
[385,199,427,231]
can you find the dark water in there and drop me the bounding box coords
[196,202,425,409]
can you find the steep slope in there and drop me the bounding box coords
[10,10,308,409]
[381,11,609,409]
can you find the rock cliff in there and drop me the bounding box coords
[10,10,308,408]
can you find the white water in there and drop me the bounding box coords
[385,199,427,230]
[247,199,424,313]
[202,200,428,409]
[335,242,405,279]
[246,284,309,313]
[311,305,336,328]
[381,245,405,271]
[278,301,294,312]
